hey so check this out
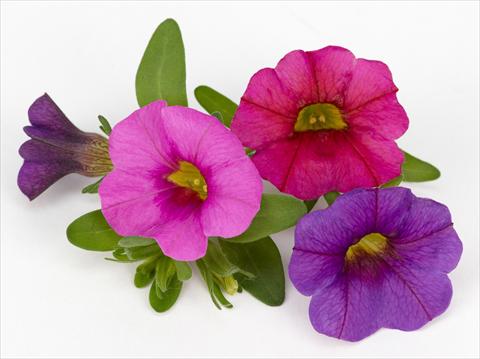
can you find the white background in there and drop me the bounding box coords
[1,1,479,358]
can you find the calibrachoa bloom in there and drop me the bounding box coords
[231,47,409,200]
[99,101,263,261]
[18,94,112,200]
[289,187,462,341]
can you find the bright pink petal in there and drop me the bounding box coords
[275,50,318,106]
[99,168,177,236]
[108,100,175,173]
[344,59,398,112]
[201,158,262,238]
[307,46,356,106]
[146,212,207,261]
[346,93,409,140]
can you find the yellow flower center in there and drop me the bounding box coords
[345,232,388,262]
[167,161,208,200]
[294,103,347,132]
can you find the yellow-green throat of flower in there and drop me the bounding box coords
[167,161,208,200]
[294,103,347,132]
[346,232,388,262]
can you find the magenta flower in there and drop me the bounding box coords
[99,101,262,261]
[18,94,112,200]
[231,47,409,200]
[289,187,462,341]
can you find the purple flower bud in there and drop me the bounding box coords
[18,94,112,200]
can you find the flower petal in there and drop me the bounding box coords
[252,132,377,199]
[275,50,318,106]
[146,212,207,261]
[108,100,174,173]
[307,46,356,106]
[346,93,409,140]
[344,127,404,186]
[344,59,398,112]
[18,160,81,200]
[99,168,179,236]
[28,93,79,133]
[230,101,294,149]
[200,159,262,238]
[240,68,299,117]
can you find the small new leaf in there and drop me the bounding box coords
[81,177,103,194]
[98,115,112,136]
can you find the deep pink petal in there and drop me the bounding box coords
[344,59,398,112]
[230,101,294,149]
[201,158,262,238]
[344,128,404,186]
[346,93,409,140]
[307,46,356,106]
[240,68,299,117]
[252,133,377,200]
[275,50,318,106]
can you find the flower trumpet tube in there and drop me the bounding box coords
[18,94,112,200]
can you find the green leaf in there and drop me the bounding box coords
[222,194,307,243]
[194,86,238,127]
[67,210,121,251]
[98,115,112,136]
[219,237,285,306]
[401,150,441,182]
[155,256,176,292]
[381,175,403,188]
[118,236,156,248]
[304,198,318,212]
[136,18,187,107]
[202,239,252,277]
[324,191,340,206]
[125,244,161,261]
[81,177,103,194]
[149,277,182,313]
[212,283,233,309]
[174,261,192,281]
[135,254,161,288]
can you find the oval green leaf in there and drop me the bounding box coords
[67,210,121,251]
[222,194,307,243]
[194,86,238,127]
[402,150,441,182]
[149,277,183,313]
[219,237,285,306]
[136,18,187,107]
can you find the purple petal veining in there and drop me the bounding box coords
[289,187,462,341]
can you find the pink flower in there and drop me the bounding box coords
[99,101,263,261]
[231,47,409,200]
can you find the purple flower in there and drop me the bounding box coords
[18,94,112,200]
[98,100,262,261]
[289,187,462,341]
